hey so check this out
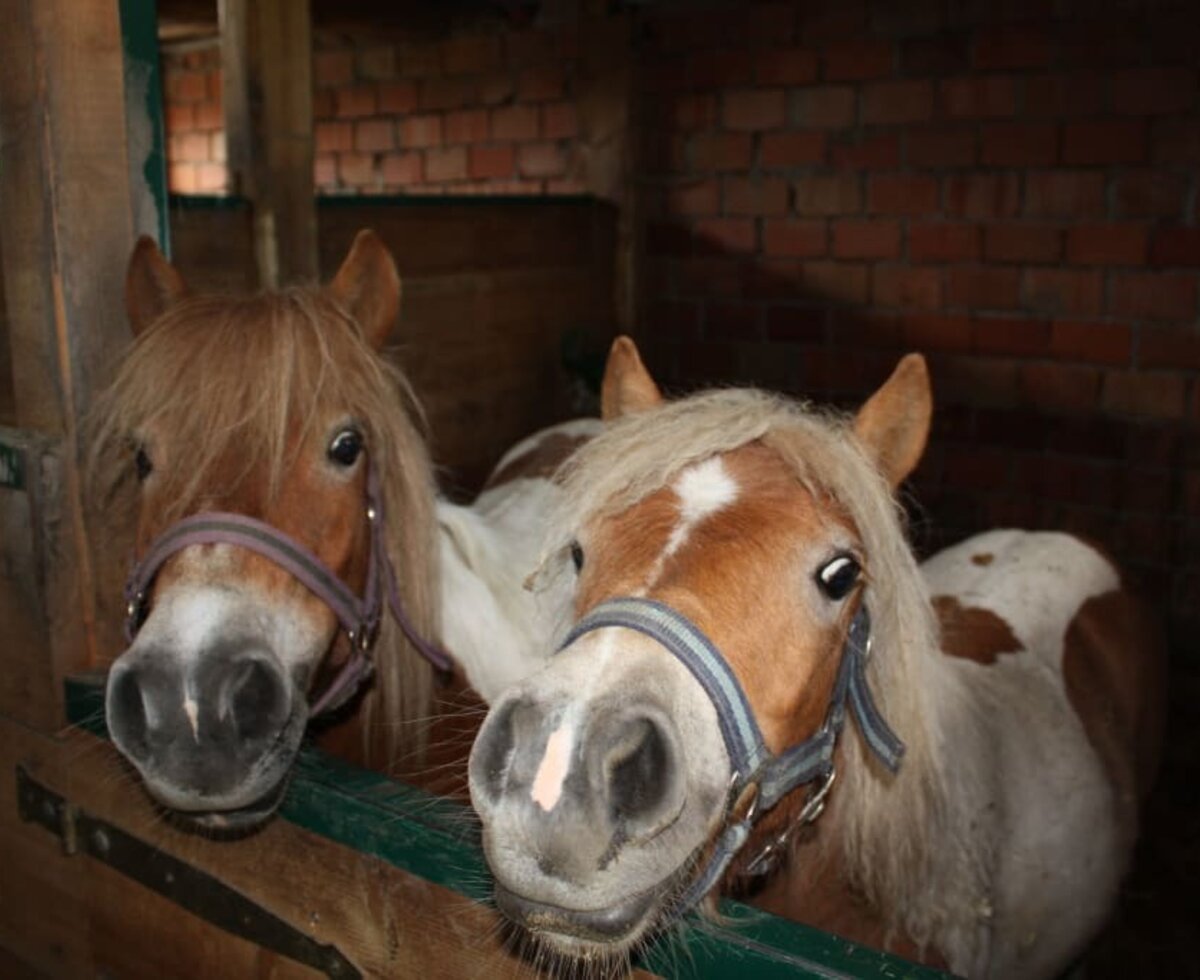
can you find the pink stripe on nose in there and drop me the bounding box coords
[531,724,574,812]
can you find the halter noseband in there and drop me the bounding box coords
[558,595,904,915]
[124,462,452,717]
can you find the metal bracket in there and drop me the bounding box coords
[15,765,361,979]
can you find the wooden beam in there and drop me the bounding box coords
[0,0,143,700]
[220,0,318,287]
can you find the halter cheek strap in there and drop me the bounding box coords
[124,462,453,717]
[558,595,904,916]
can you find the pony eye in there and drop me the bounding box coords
[569,540,584,573]
[328,428,364,467]
[134,446,153,482]
[816,554,860,601]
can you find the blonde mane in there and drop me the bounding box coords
[542,388,988,959]
[89,288,441,769]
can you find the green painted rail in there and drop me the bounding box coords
[65,675,951,979]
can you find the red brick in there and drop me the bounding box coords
[1111,273,1198,320]
[420,77,476,111]
[830,133,901,169]
[315,121,353,154]
[832,219,901,259]
[868,174,939,215]
[984,224,1062,264]
[822,39,894,81]
[518,65,566,102]
[1024,71,1106,118]
[400,114,442,149]
[668,179,719,216]
[1063,121,1148,165]
[206,70,222,104]
[792,87,857,128]
[518,141,567,178]
[691,133,753,172]
[312,90,335,119]
[1102,371,1187,419]
[761,131,828,167]
[194,163,227,193]
[1061,23,1142,68]
[337,153,376,187]
[973,27,1056,70]
[357,46,395,81]
[793,174,862,215]
[873,265,942,309]
[945,265,1021,310]
[170,132,210,164]
[906,127,976,167]
[167,163,195,194]
[800,261,870,305]
[830,310,901,348]
[314,50,354,87]
[1024,268,1104,316]
[861,80,934,124]
[381,151,423,186]
[1049,320,1132,367]
[443,109,488,145]
[723,89,787,131]
[193,101,222,132]
[1152,118,1200,165]
[1114,171,1188,218]
[675,259,743,298]
[645,133,688,174]
[901,36,968,75]
[313,154,336,189]
[1139,326,1200,370]
[944,173,1020,219]
[762,219,828,258]
[661,94,716,132]
[900,313,972,352]
[1151,228,1200,267]
[980,123,1058,167]
[1067,225,1149,266]
[755,48,820,86]
[542,102,579,140]
[354,119,394,153]
[973,315,1051,357]
[869,0,942,39]
[335,85,377,118]
[1112,68,1196,116]
[165,102,194,133]
[378,81,418,114]
[689,50,756,90]
[491,105,539,141]
[208,133,226,164]
[766,306,828,343]
[909,223,980,262]
[425,146,468,183]
[479,73,517,106]
[939,76,1017,118]
[468,144,515,180]
[723,176,789,216]
[1023,171,1106,218]
[1019,363,1101,415]
[505,30,556,67]
[394,40,441,78]
[747,3,799,44]
[694,218,757,253]
[441,35,502,75]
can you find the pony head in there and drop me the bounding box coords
[469,338,938,961]
[94,231,440,829]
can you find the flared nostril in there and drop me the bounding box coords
[605,716,671,825]
[470,697,522,806]
[223,656,289,742]
[107,664,151,762]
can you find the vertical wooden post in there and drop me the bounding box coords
[0,0,145,725]
[220,0,318,288]
[577,8,641,338]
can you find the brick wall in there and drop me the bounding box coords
[162,17,585,196]
[637,0,1200,638]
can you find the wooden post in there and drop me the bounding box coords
[0,0,144,724]
[220,0,318,287]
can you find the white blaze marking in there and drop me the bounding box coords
[643,457,739,588]
[531,722,575,812]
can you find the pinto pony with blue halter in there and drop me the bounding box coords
[469,337,1164,978]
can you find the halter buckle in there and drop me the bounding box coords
[740,765,837,880]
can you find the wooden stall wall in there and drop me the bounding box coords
[169,196,617,489]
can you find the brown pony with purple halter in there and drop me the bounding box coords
[92,231,448,829]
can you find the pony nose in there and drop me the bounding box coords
[106,646,291,771]
[470,692,684,844]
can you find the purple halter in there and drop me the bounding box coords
[123,462,453,717]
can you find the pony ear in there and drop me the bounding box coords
[126,236,187,336]
[328,229,402,351]
[853,353,932,488]
[601,336,663,420]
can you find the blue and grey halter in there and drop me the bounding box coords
[559,594,904,915]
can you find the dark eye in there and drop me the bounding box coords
[816,554,860,600]
[569,540,584,573]
[328,428,364,467]
[134,446,153,482]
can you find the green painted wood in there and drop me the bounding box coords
[119,0,170,252]
[0,440,24,490]
[64,675,951,979]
